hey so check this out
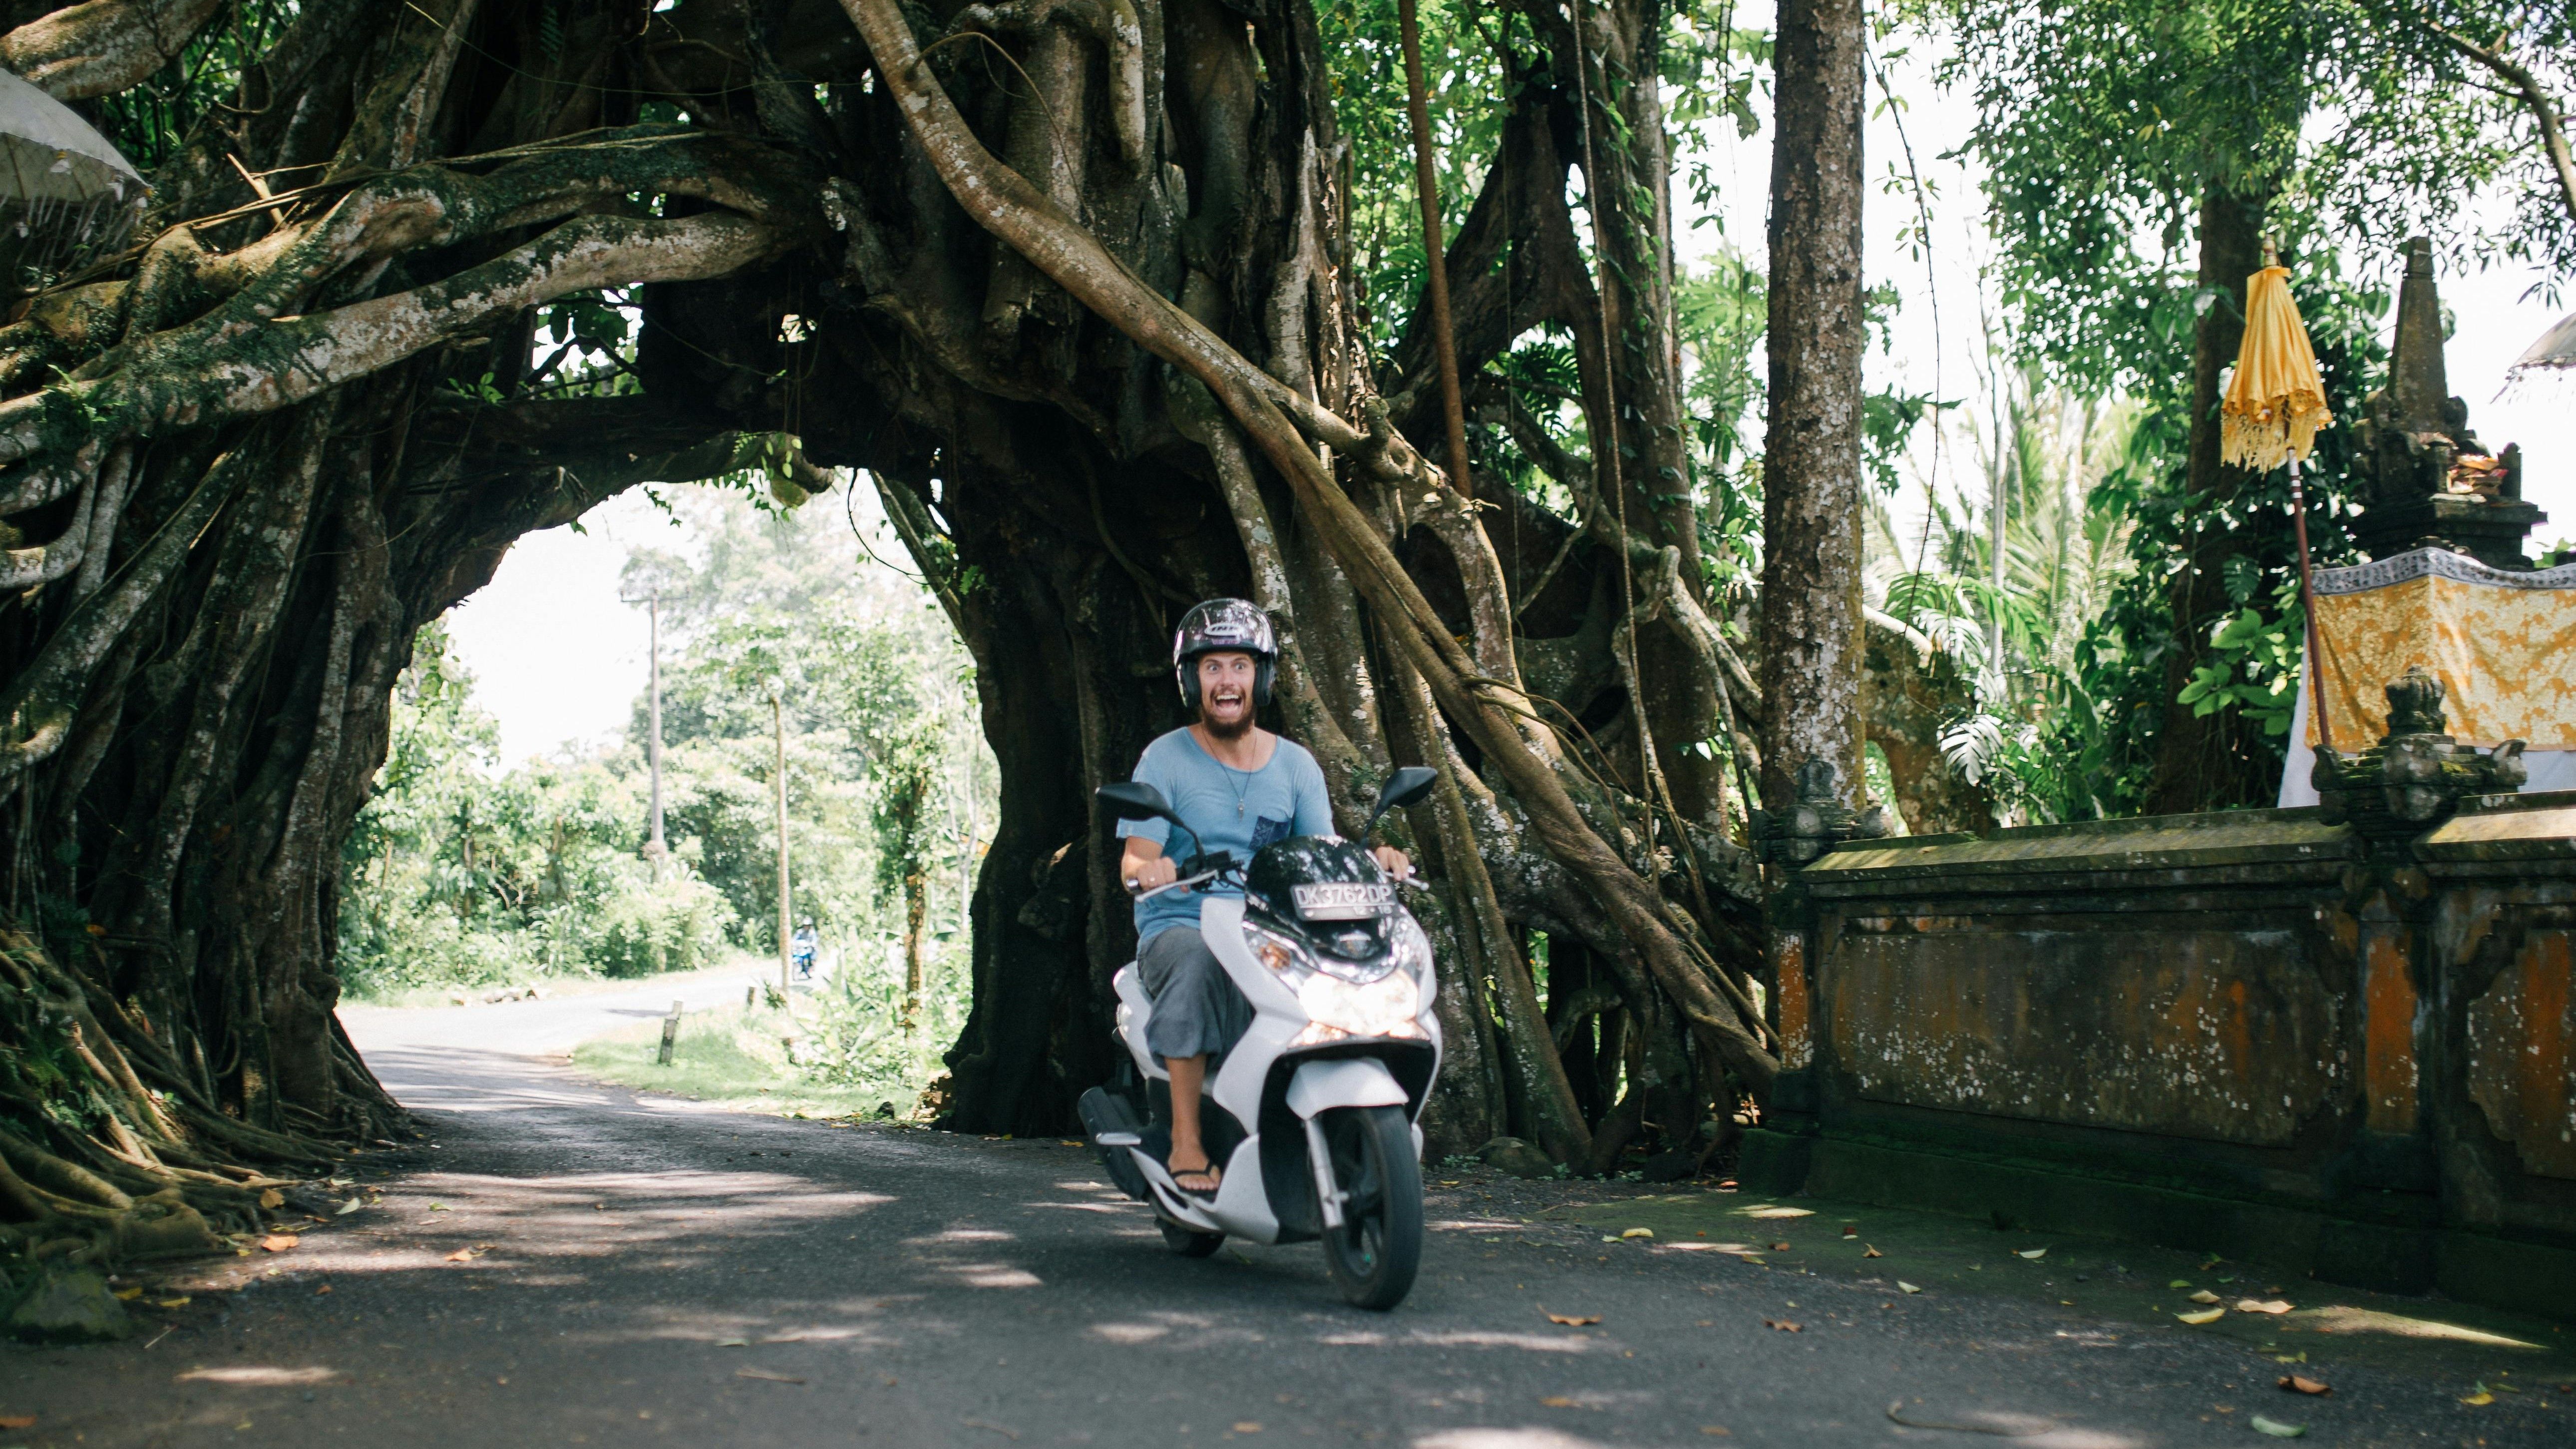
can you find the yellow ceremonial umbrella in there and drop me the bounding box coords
[2220,253,2338,751]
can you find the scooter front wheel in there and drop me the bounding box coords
[1317,1104,1423,1310]
[1160,1219,1225,1257]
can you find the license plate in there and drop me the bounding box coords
[1291,882,1393,920]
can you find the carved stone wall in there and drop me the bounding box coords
[1745,790,2576,1321]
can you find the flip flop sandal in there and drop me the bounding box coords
[1170,1159,1223,1199]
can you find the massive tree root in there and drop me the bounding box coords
[0,1,817,1269]
[0,0,1840,1232]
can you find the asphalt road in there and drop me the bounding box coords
[4,981,2568,1448]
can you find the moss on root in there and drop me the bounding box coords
[0,934,360,1278]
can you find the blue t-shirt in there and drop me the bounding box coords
[1117,728,1334,942]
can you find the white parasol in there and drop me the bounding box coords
[2507,309,2576,379]
[0,66,145,273]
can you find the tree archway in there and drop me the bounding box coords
[0,0,1806,1259]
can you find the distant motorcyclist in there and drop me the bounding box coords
[1117,599,1409,1198]
[790,921,818,980]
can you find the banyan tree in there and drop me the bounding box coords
[0,0,1902,1258]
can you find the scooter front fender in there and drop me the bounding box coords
[1283,1057,1409,1120]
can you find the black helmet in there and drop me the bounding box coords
[1173,598,1276,712]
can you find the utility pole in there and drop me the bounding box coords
[771,680,790,999]
[621,591,669,880]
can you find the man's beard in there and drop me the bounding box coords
[1199,697,1254,740]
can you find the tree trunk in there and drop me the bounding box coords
[1757,0,1868,812]
[2145,180,2273,816]
[902,867,926,1030]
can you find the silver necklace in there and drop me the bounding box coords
[1205,729,1255,815]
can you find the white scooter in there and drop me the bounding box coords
[1079,767,1443,1310]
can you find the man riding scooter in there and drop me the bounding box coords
[1117,599,1411,1198]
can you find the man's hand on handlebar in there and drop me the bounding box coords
[1372,845,1414,883]
[1125,853,1179,894]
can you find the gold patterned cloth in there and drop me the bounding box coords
[2309,549,2576,751]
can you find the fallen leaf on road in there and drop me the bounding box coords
[1763,1319,1803,1332]
[2460,1387,2494,1406]
[1543,1312,1600,1326]
[2236,1299,2293,1315]
[2273,1353,2307,1364]
[315,1285,332,1296]
[1232,1423,1263,1433]
[1841,1225,1858,1237]
[1770,1242,1792,1252]
[715,1338,749,1347]
[1862,1245,1883,1258]
[444,1245,491,1262]
[736,1368,805,1385]
[2016,1248,2047,1259]
[258,1189,285,1209]
[2169,1279,2193,1289]
[0,1417,33,1430]
[428,1202,448,1211]
[259,1234,297,1252]
[1540,1397,1579,1408]
[154,1297,189,1309]
[2188,1290,2221,1304]
[2278,1376,2329,1396]
[2248,1414,2305,1438]
[337,1199,362,1215]
[1897,1281,1921,1294]
[112,1287,142,1300]
[2176,1308,2226,1325]
[1620,1227,1654,1239]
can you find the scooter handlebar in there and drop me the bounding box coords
[1123,851,1239,901]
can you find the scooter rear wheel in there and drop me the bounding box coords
[1160,1219,1225,1257]
[1317,1104,1423,1310]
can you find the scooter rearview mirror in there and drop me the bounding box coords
[1367,766,1441,832]
[1100,780,1210,869]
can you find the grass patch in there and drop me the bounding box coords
[569,1002,896,1120]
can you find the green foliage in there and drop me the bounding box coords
[586,875,736,979]
[1318,0,1520,354]
[795,956,970,1103]
[338,622,735,995]
[340,484,992,1019]
[1918,0,2447,814]
[1935,0,2316,394]
[0,957,118,1135]
[2307,2,2576,284]
[88,1,303,173]
[1878,373,2146,821]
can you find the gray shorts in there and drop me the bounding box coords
[1138,926,1252,1064]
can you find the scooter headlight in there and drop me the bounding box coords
[1296,970,1424,1040]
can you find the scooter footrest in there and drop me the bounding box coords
[1077,1087,1151,1199]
